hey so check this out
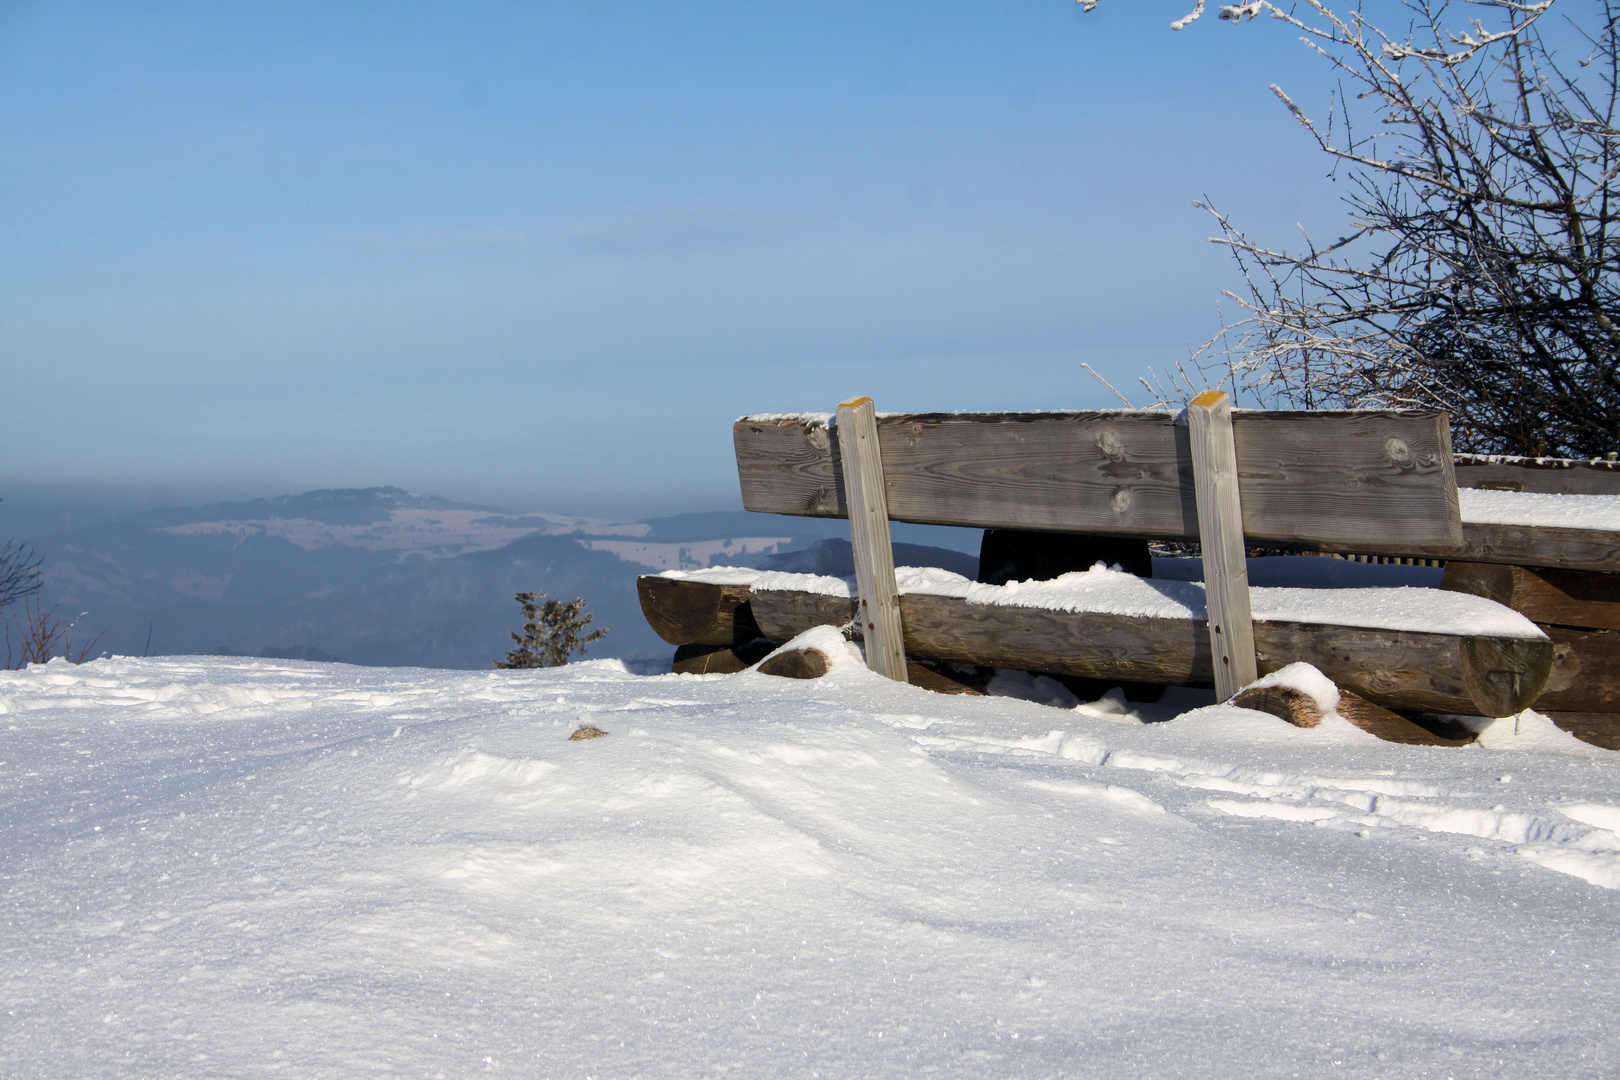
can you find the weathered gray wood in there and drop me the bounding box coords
[1455,453,1620,496]
[735,409,1461,548]
[1450,522,1620,574]
[734,412,1620,571]
[749,586,1553,716]
[898,592,1210,685]
[835,397,907,683]
[637,576,760,646]
[1442,562,1620,631]
[751,591,858,641]
[1232,411,1461,547]
[1188,391,1257,699]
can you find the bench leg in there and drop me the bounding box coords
[836,396,909,683]
[1188,390,1258,700]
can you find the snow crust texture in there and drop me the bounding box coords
[3,656,1618,1078]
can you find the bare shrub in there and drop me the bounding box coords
[1083,1,1620,457]
[4,573,107,669]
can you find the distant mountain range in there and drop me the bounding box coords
[26,487,979,669]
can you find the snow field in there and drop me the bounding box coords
[2,654,1619,1078]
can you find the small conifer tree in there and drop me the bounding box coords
[495,592,609,669]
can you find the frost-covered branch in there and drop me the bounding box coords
[1083,0,1620,456]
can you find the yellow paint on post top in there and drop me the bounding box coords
[839,396,874,409]
[1191,389,1228,407]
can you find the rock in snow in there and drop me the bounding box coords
[2,654,1619,1077]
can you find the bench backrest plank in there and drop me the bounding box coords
[735,410,1461,549]
[1453,454,1620,496]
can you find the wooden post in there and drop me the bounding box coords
[1187,390,1257,699]
[835,396,908,683]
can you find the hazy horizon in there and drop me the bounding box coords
[2,0,1357,509]
[0,476,757,542]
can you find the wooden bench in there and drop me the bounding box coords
[735,408,1620,573]
[642,397,1605,723]
[1441,453,1620,745]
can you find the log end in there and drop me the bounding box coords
[1231,684,1324,727]
[1231,682,1476,746]
[638,576,756,647]
[757,646,833,680]
[1461,636,1556,717]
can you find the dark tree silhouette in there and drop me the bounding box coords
[495,592,610,669]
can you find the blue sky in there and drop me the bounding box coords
[1,0,1349,517]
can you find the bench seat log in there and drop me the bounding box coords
[1535,627,1620,713]
[1442,562,1620,632]
[744,584,1552,717]
[637,575,761,647]
[1441,563,1620,713]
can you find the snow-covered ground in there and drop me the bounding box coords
[4,651,1619,1078]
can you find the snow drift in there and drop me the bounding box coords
[2,655,1618,1077]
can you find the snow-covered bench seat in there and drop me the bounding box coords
[1451,488,1620,574]
[650,564,1553,718]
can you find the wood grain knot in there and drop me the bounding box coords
[1095,429,1127,462]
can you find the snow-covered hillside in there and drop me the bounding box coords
[3,653,1617,1077]
[26,489,981,667]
